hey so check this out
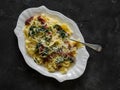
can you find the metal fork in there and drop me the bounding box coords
[70,39,102,52]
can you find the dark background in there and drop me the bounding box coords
[0,0,120,90]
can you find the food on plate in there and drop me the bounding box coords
[23,14,82,74]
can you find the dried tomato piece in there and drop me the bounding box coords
[68,44,71,49]
[47,52,57,59]
[48,32,51,35]
[44,24,48,29]
[39,45,44,52]
[67,52,74,57]
[64,40,69,44]
[25,17,33,25]
[38,16,45,24]
[46,31,52,36]
[43,58,49,63]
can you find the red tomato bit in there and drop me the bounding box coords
[39,45,44,52]
[25,17,33,25]
[38,16,45,24]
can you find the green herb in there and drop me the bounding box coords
[30,26,36,31]
[41,47,50,58]
[53,24,62,30]
[29,30,36,36]
[29,26,36,36]
[40,26,47,31]
[35,42,43,53]
[36,42,42,49]
[67,57,74,63]
[58,30,66,38]
[53,24,68,38]
[29,26,47,37]
[45,37,51,42]
[56,57,64,64]
[36,28,40,33]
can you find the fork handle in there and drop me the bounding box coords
[81,42,102,52]
[70,39,102,52]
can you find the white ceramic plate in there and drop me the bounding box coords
[14,6,89,82]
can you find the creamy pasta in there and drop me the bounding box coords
[23,14,82,74]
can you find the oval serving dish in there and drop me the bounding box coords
[14,6,89,82]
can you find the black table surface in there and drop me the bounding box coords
[0,0,120,90]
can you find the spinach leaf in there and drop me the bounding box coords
[44,37,51,42]
[53,24,62,30]
[67,57,74,63]
[58,30,66,38]
[53,24,68,38]
[29,30,36,36]
[29,26,47,36]
[36,42,42,49]
[30,26,36,31]
[35,42,43,53]
[41,47,50,58]
[29,26,36,36]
